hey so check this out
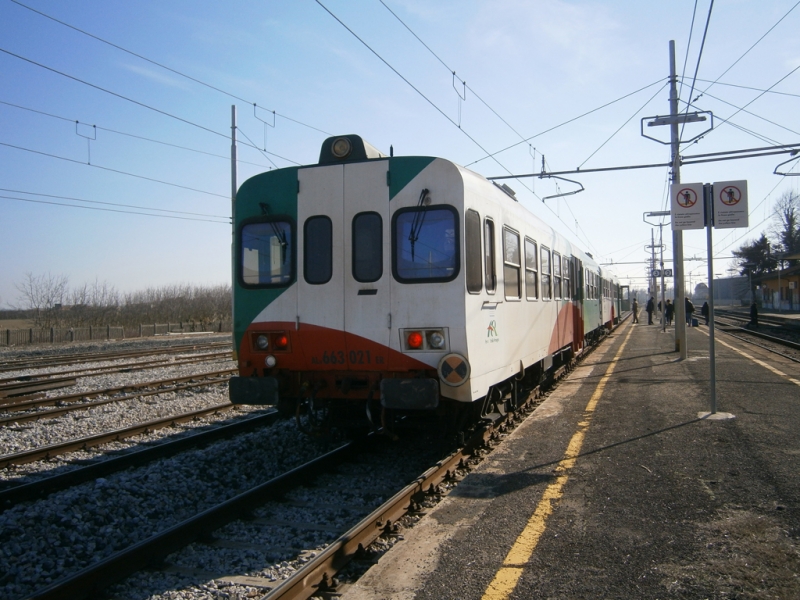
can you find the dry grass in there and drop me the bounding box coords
[0,319,34,329]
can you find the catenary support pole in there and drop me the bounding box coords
[231,105,237,329]
[669,40,688,359]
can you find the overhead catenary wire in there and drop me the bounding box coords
[694,0,800,99]
[320,0,611,256]
[577,82,669,169]
[0,188,230,219]
[1,195,230,224]
[0,49,302,167]
[0,99,289,168]
[9,0,332,137]
[679,0,714,143]
[465,78,668,167]
[0,141,229,199]
[378,0,529,145]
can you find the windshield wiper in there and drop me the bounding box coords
[408,188,430,261]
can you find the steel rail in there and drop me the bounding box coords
[0,340,231,372]
[0,409,280,510]
[0,402,237,469]
[0,349,232,385]
[0,375,233,426]
[0,375,77,398]
[26,441,361,600]
[0,367,237,411]
[23,314,628,599]
[262,432,489,600]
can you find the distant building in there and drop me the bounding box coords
[755,265,800,311]
[710,276,749,306]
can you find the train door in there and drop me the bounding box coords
[571,256,584,352]
[296,166,347,368]
[342,161,391,368]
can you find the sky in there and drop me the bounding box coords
[1,0,799,308]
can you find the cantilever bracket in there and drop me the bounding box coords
[773,150,800,176]
[540,174,584,202]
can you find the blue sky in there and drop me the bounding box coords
[1,0,799,307]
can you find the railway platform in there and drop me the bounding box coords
[341,319,800,599]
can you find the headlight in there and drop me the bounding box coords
[428,331,445,349]
[256,335,269,350]
[331,137,352,158]
[265,355,277,368]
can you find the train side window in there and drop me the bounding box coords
[465,209,482,293]
[503,227,521,300]
[553,252,562,299]
[567,258,574,299]
[353,212,383,283]
[393,205,459,283]
[304,216,332,285]
[484,219,496,294]
[240,219,293,287]
[524,238,538,300]
[541,246,552,300]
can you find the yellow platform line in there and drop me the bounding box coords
[481,323,636,600]
[696,328,800,387]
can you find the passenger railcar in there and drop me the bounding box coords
[230,135,618,424]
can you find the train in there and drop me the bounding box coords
[229,134,624,429]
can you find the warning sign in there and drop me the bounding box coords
[670,182,705,230]
[713,180,748,229]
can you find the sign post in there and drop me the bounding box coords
[671,180,747,419]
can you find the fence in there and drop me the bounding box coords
[1,321,232,347]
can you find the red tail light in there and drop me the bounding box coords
[274,334,289,349]
[407,331,423,349]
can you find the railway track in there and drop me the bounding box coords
[713,313,800,362]
[0,339,231,373]
[0,350,232,398]
[1,319,628,600]
[0,409,281,509]
[15,318,625,600]
[0,367,237,413]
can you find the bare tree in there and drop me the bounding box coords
[770,191,800,267]
[13,272,69,328]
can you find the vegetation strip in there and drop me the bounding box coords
[0,410,279,510]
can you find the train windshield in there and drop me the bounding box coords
[393,206,459,282]
[241,220,293,286]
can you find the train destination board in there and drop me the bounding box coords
[669,182,705,230]
[713,180,748,229]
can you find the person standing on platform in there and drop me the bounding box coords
[750,301,758,328]
[632,298,639,323]
[646,297,655,325]
[665,299,674,325]
[701,301,709,325]
[685,296,695,326]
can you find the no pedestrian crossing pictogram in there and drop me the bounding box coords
[718,185,742,206]
[676,188,698,207]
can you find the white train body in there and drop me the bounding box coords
[230,135,619,412]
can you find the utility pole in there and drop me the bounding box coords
[231,105,238,324]
[669,40,688,359]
